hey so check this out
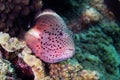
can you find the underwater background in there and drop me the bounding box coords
[0,0,120,80]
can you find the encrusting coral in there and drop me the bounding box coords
[49,58,100,80]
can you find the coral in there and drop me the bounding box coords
[0,58,16,80]
[67,1,103,33]
[22,48,46,80]
[0,0,42,36]
[68,0,116,33]
[89,0,114,20]
[0,32,51,80]
[81,6,102,24]
[0,32,26,52]
[49,58,100,80]
[99,44,120,76]
[74,21,120,79]
[80,70,99,80]
[68,6,102,33]
[100,21,120,53]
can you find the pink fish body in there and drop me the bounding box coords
[25,10,75,63]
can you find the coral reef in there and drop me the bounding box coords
[0,31,101,80]
[74,21,120,80]
[100,21,120,53]
[68,0,116,33]
[0,0,119,80]
[49,58,100,80]
[0,0,42,36]
[0,32,50,80]
[0,57,17,80]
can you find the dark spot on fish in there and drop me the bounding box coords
[56,28,58,30]
[38,39,40,41]
[53,45,56,47]
[52,33,54,35]
[48,37,51,40]
[57,45,60,47]
[43,43,46,45]
[48,32,51,35]
[36,45,39,47]
[52,27,54,30]
[55,51,57,53]
[49,54,52,56]
[57,31,60,33]
[55,37,57,39]
[59,47,62,49]
[55,55,58,57]
[52,40,54,42]
[59,32,63,35]
[41,36,43,39]
[51,45,53,48]
[41,42,43,44]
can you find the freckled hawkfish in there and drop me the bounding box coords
[25,10,75,63]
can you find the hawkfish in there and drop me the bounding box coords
[25,10,75,63]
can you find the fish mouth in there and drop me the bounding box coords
[68,49,74,51]
[64,48,75,56]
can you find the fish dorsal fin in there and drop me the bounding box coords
[35,9,61,21]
